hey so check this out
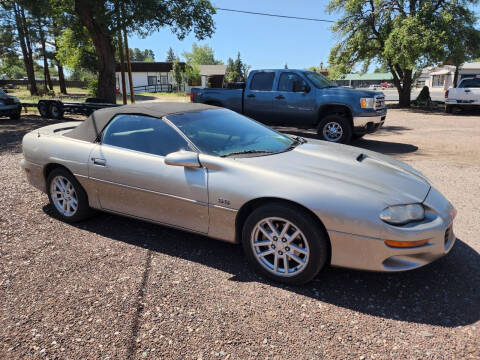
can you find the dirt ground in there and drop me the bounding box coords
[0,109,479,359]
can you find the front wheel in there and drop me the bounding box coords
[242,203,329,285]
[9,110,21,120]
[317,114,352,144]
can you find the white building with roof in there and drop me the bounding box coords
[421,62,480,89]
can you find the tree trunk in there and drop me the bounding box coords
[57,63,67,94]
[74,0,116,104]
[38,21,53,91]
[390,64,412,108]
[453,66,459,88]
[13,4,37,95]
[53,25,67,94]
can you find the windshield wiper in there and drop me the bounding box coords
[221,149,274,157]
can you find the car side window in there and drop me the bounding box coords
[458,79,480,88]
[278,73,307,92]
[102,114,190,156]
[250,72,275,91]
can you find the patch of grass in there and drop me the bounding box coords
[137,91,188,98]
[8,85,88,104]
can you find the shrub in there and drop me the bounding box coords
[416,86,431,106]
[86,77,98,97]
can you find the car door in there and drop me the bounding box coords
[244,71,276,123]
[88,114,209,233]
[270,72,316,126]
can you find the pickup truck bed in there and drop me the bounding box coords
[445,78,480,112]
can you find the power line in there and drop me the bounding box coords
[215,7,335,23]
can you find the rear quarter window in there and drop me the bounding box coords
[250,72,275,91]
[459,79,480,88]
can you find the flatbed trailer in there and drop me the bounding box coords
[21,99,120,119]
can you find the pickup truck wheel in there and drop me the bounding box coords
[9,110,21,120]
[445,105,453,113]
[317,114,352,144]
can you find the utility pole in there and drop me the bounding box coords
[123,30,135,103]
[117,32,127,104]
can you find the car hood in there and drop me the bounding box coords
[237,140,430,205]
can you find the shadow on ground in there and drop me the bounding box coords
[44,205,480,328]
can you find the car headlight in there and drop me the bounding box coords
[379,204,425,225]
[360,97,375,109]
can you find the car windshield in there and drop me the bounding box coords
[167,109,296,157]
[304,71,336,89]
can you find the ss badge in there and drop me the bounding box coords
[218,198,231,206]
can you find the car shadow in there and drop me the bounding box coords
[43,205,480,327]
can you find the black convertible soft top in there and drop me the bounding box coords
[64,102,215,142]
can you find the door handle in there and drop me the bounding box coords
[247,94,256,98]
[274,95,285,100]
[92,157,106,166]
[464,89,471,93]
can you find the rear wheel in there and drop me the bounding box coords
[445,105,453,113]
[242,203,328,285]
[47,168,93,223]
[317,114,352,144]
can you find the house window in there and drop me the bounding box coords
[147,76,157,85]
[160,75,168,85]
[432,75,444,87]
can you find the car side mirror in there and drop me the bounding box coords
[165,151,201,168]
[293,81,309,93]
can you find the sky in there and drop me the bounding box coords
[128,0,339,70]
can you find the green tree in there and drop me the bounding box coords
[57,27,97,73]
[443,10,480,87]
[72,0,215,103]
[328,0,479,107]
[166,47,176,62]
[182,43,222,65]
[171,57,183,91]
[225,52,249,83]
[0,56,26,79]
[129,48,155,61]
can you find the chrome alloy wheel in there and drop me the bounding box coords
[251,217,310,277]
[322,121,343,142]
[50,175,78,217]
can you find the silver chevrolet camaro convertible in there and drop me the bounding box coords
[21,103,456,284]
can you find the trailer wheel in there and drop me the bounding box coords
[38,101,51,118]
[50,102,64,119]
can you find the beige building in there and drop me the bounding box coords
[418,62,480,89]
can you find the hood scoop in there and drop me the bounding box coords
[356,153,367,162]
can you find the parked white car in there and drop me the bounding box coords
[445,77,480,112]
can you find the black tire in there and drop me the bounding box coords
[9,110,21,120]
[38,101,51,118]
[242,202,329,285]
[445,105,453,113]
[49,102,64,119]
[317,114,352,144]
[46,167,93,223]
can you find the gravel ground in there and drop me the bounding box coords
[1,109,479,359]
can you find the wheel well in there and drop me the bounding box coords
[318,105,353,127]
[235,197,331,264]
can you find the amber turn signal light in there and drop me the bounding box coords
[384,239,429,248]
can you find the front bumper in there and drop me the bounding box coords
[353,111,387,134]
[329,187,456,272]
